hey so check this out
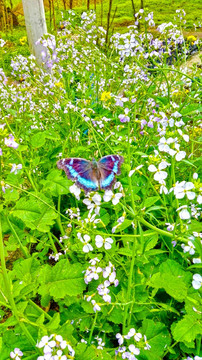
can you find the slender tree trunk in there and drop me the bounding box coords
[101,0,103,26]
[0,0,6,32]
[140,0,144,9]
[70,0,73,9]
[105,0,113,46]
[94,0,96,10]
[51,0,56,30]
[109,5,117,28]
[131,0,136,15]
[87,0,90,10]
[48,0,52,28]
[63,0,66,10]
[21,0,47,66]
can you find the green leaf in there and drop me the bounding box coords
[31,132,46,148]
[108,307,124,324]
[140,319,171,360]
[118,248,133,256]
[38,260,86,299]
[171,315,202,343]
[3,188,19,202]
[46,313,60,331]
[143,233,158,252]
[181,159,197,168]
[149,259,191,301]
[144,196,160,208]
[41,170,70,196]
[12,195,58,232]
[114,219,133,233]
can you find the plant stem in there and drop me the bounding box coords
[88,311,98,345]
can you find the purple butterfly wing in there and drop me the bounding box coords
[57,158,99,192]
[98,155,124,190]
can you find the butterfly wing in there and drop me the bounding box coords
[57,158,99,192]
[98,155,124,190]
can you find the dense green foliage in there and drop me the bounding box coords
[0,8,201,360]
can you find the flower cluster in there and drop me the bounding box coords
[116,328,151,359]
[84,258,119,309]
[36,334,75,360]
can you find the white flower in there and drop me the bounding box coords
[144,335,151,350]
[53,350,67,360]
[91,299,101,312]
[10,348,23,359]
[193,173,198,180]
[148,162,169,182]
[174,143,186,161]
[83,193,101,215]
[128,344,140,355]
[182,240,195,255]
[192,274,202,289]
[95,235,113,250]
[125,328,142,341]
[159,180,168,194]
[116,333,124,345]
[36,335,56,354]
[193,258,201,264]
[55,335,67,350]
[178,206,191,220]
[129,165,144,177]
[10,164,22,174]
[103,190,123,205]
[197,195,202,204]
[77,233,93,253]
[69,184,81,200]
[174,181,195,200]
[103,265,116,283]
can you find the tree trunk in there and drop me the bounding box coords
[87,0,90,10]
[140,0,144,9]
[131,0,136,15]
[62,0,66,10]
[70,0,73,9]
[21,0,47,66]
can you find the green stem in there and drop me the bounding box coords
[57,195,65,236]
[88,311,98,345]
[138,217,173,238]
[0,216,38,350]
[28,299,52,321]
[48,232,57,254]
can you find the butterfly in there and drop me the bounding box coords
[57,155,124,193]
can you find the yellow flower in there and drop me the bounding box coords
[55,82,64,88]
[187,35,197,43]
[101,91,111,101]
[19,36,27,46]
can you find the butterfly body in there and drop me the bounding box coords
[57,155,124,193]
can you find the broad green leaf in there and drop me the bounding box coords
[171,315,202,343]
[140,319,171,360]
[40,170,70,196]
[12,196,58,232]
[3,188,19,202]
[31,132,46,148]
[149,259,191,301]
[38,260,86,299]
[108,307,124,324]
